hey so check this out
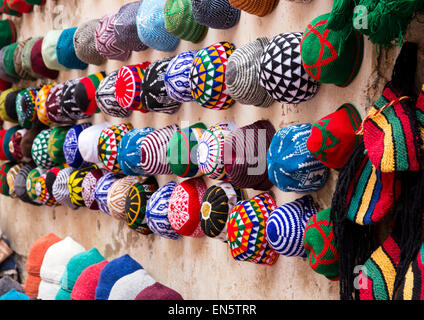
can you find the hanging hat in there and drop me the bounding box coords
[197,121,237,181]
[74,72,106,115]
[63,123,93,169]
[68,164,98,208]
[35,84,54,127]
[71,260,108,301]
[164,50,197,103]
[0,276,24,297]
[9,128,27,162]
[200,182,247,241]
[20,127,44,163]
[113,1,148,52]
[21,37,42,80]
[267,124,330,193]
[227,193,279,265]
[168,122,207,178]
[168,178,207,238]
[13,39,36,80]
[146,181,181,240]
[16,88,38,129]
[45,83,77,126]
[2,124,20,161]
[191,0,241,29]
[35,172,49,206]
[81,168,108,210]
[141,57,181,114]
[56,28,88,70]
[78,122,112,164]
[2,43,19,79]
[136,0,181,52]
[0,162,13,196]
[135,282,184,300]
[125,177,159,235]
[190,41,236,110]
[229,0,276,16]
[60,78,91,122]
[74,19,106,66]
[0,47,18,83]
[0,19,16,48]
[29,38,59,79]
[117,127,155,176]
[224,120,275,190]
[26,167,45,202]
[41,167,63,207]
[94,172,125,216]
[108,269,156,300]
[52,167,79,210]
[6,163,23,198]
[47,126,71,164]
[31,129,56,169]
[307,104,362,169]
[6,0,32,13]
[95,14,132,62]
[140,124,179,175]
[300,13,364,87]
[0,2,21,16]
[14,163,41,205]
[96,71,133,118]
[42,30,70,71]
[164,0,208,43]
[0,87,19,122]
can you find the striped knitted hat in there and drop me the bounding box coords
[63,123,93,169]
[81,168,108,210]
[42,30,69,71]
[0,162,13,196]
[164,0,208,43]
[30,38,59,80]
[74,72,106,115]
[56,28,88,70]
[191,0,241,29]
[68,164,99,208]
[26,167,45,203]
[229,0,277,16]
[168,178,207,237]
[94,172,125,216]
[6,163,23,198]
[52,167,78,210]
[78,122,111,164]
[136,0,181,52]
[0,19,16,49]
[31,129,56,169]
[16,88,38,129]
[73,19,106,66]
[60,79,90,122]
[190,41,236,110]
[47,126,71,165]
[35,84,53,127]
[226,193,279,265]
[2,43,19,79]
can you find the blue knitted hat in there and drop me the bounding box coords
[267,124,330,193]
[191,0,241,29]
[117,127,155,176]
[56,28,88,70]
[63,123,93,169]
[266,195,318,257]
[0,289,29,300]
[136,0,180,52]
[95,254,142,300]
[94,172,125,215]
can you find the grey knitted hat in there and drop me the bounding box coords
[226,37,275,108]
[74,19,106,66]
[191,0,241,29]
[0,276,25,296]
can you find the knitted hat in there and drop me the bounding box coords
[226,37,274,108]
[24,233,62,298]
[125,177,159,235]
[21,37,43,80]
[20,127,44,163]
[63,123,93,169]
[96,71,133,118]
[26,167,45,202]
[73,72,105,115]
[0,2,21,16]
[164,0,208,43]
[229,0,277,16]
[78,122,111,164]
[56,28,88,70]
[42,30,69,71]
[109,269,156,300]
[35,84,53,127]
[71,260,108,300]
[95,254,142,300]
[68,164,99,208]
[31,129,55,169]
[115,62,151,112]
[2,43,19,79]
[259,32,319,104]
[47,126,71,164]
[52,167,79,210]
[0,130,7,161]
[16,88,38,129]
[227,193,280,265]
[94,172,125,216]
[30,38,59,79]
[95,14,132,62]
[14,163,37,204]
[224,120,275,190]
[0,276,24,297]
[0,289,29,300]
[24,0,45,5]
[168,177,207,237]
[74,20,106,66]
[168,122,207,178]
[14,39,36,80]
[303,208,339,280]
[45,83,77,126]
[107,176,146,221]
[300,13,364,87]
[135,282,184,300]
[267,124,330,193]
[6,0,32,13]
[197,121,237,181]
[136,0,181,52]
[191,0,241,29]
[141,57,182,114]
[6,163,23,198]
[0,162,13,196]
[41,167,62,206]
[307,104,362,169]
[0,19,16,48]
[56,248,105,300]
[81,168,108,210]
[200,182,247,241]
[117,127,155,176]
[38,237,85,300]
[0,87,19,122]
[60,78,90,122]
[190,41,235,110]
[164,50,197,103]
[2,124,20,161]
[0,47,18,83]
[113,1,148,52]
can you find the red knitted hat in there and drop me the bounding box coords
[0,130,8,161]
[74,72,106,115]
[6,0,32,13]
[71,260,108,300]
[30,38,59,80]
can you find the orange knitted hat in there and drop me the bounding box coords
[228,0,277,17]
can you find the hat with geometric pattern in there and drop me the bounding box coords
[47,126,71,165]
[26,167,45,202]
[16,88,38,129]
[94,172,125,216]
[81,168,108,210]
[73,72,105,115]
[73,19,106,66]
[45,83,77,126]
[35,84,54,127]
[0,162,13,196]
[52,167,79,210]
[56,28,88,70]
[14,163,41,205]
[42,167,63,207]
[6,163,23,198]
[191,0,241,29]
[60,78,90,122]
[31,128,56,169]
[9,128,28,162]
[78,122,112,164]
[20,127,44,163]
[13,39,35,80]
[63,123,93,169]
[68,164,99,208]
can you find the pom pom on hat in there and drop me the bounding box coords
[6,163,23,198]
[52,167,79,210]
[74,72,106,115]
[56,28,88,70]
[30,38,59,79]
[94,172,125,215]
[63,123,93,169]
[229,0,277,16]
[42,30,69,71]
[191,0,241,29]
[78,121,111,164]
[73,19,106,66]
[81,168,108,210]
[71,260,108,301]
[135,282,184,300]
[31,129,56,169]
[47,126,71,164]
[35,84,54,126]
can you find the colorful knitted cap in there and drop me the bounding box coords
[307,103,362,169]
[303,208,340,280]
[191,0,241,29]
[164,0,208,43]
[0,19,16,49]
[30,38,59,80]
[300,13,364,87]
[35,84,53,126]
[56,28,88,70]
[60,80,84,124]
[200,182,247,241]
[52,167,79,210]
[190,41,236,110]
[68,164,98,208]
[2,124,20,161]
[125,177,159,235]
[95,14,132,62]
[0,47,18,83]
[63,123,93,169]
[226,192,279,265]
[108,269,156,300]
[42,30,69,71]
[115,62,151,112]
[6,163,23,198]
[6,0,32,13]
[113,1,148,52]
[14,39,36,80]
[78,122,111,164]
[97,123,134,173]
[25,167,45,202]
[267,124,330,193]
[45,83,77,125]
[0,2,21,16]
[0,87,19,122]
[42,167,63,206]
[141,57,182,114]
[117,127,155,176]
[140,124,179,175]
[168,122,207,178]
[168,177,207,238]
[96,71,133,118]
[47,126,71,164]
[136,0,181,52]
[197,121,237,181]
[0,162,13,196]
[229,0,277,16]
[2,42,19,79]
[94,172,125,215]
[15,163,41,205]
[71,260,108,300]
[74,72,106,115]
[21,127,44,163]
[135,282,184,300]
[31,129,56,169]
[81,168,108,210]
[16,88,38,129]
[146,181,181,240]
[73,19,106,66]
[259,32,319,104]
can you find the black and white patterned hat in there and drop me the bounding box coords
[259,32,319,104]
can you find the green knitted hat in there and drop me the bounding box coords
[25,0,46,5]
[48,126,71,165]
[0,19,16,49]
[3,125,20,161]
[164,0,208,43]
[0,162,13,196]
[26,167,45,201]
[21,37,42,80]
[31,129,56,169]
[2,42,19,78]
[300,13,364,87]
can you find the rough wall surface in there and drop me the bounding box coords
[1,0,422,300]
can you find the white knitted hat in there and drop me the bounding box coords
[108,269,156,300]
[78,122,112,164]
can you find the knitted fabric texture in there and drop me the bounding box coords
[21,37,42,80]
[108,269,156,300]
[74,72,106,115]
[6,163,23,198]
[41,30,69,71]
[35,84,53,126]
[14,163,37,205]
[191,0,241,29]
[14,39,36,80]
[2,125,20,161]
[42,167,62,206]
[0,289,29,300]
[94,172,125,216]
[2,43,19,79]
[0,162,12,196]
[26,167,45,202]
[45,83,78,125]
[78,122,112,164]
[0,276,24,297]
[52,167,79,210]
[29,38,59,79]
[31,129,55,169]
[6,0,32,13]
[135,282,184,300]
[0,130,8,161]
[63,123,93,169]
[60,78,89,122]
[73,19,106,66]
[81,168,108,210]
[48,126,71,164]
[71,260,108,300]
[229,0,277,16]
[56,28,88,70]
[68,164,99,208]
[0,47,18,83]
[0,88,19,122]
[21,128,44,163]
[16,88,38,129]
[0,19,16,49]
